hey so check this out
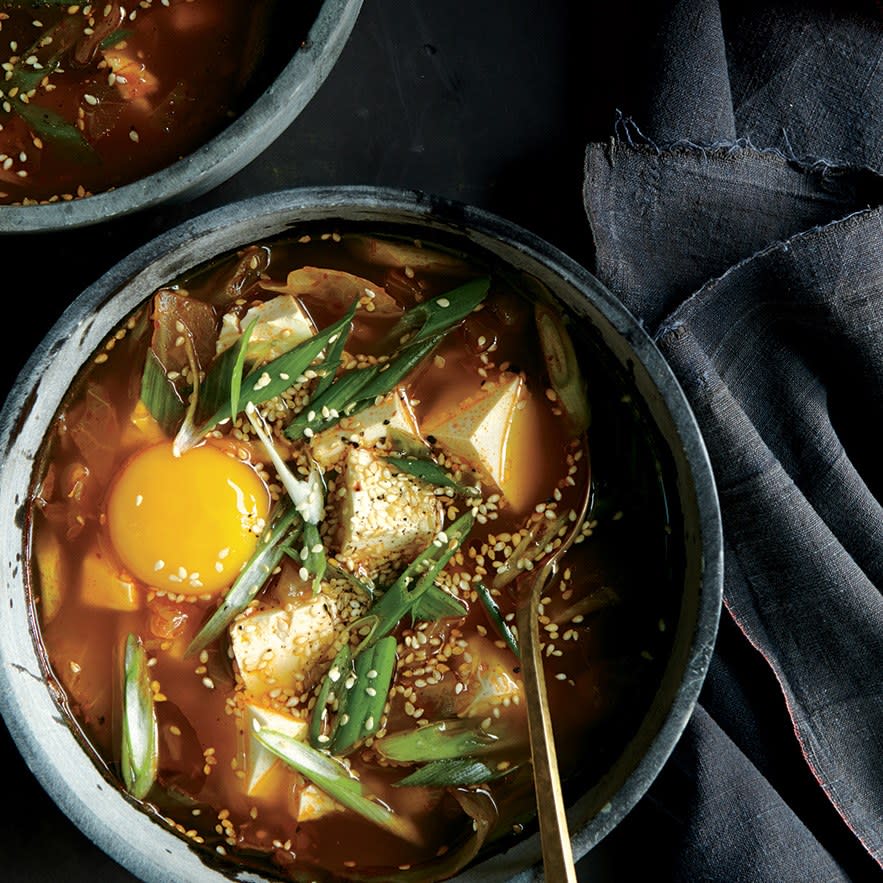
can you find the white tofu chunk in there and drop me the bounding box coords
[423,372,524,495]
[229,593,339,699]
[242,704,308,798]
[310,387,426,469]
[335,448,443,579]
[297,784,343,822]
[216,294,316,364]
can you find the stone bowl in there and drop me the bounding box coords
[0,186,723,881]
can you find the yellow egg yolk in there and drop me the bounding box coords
[106,441,270,597]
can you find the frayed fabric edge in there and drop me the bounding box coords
[611,110,882,181]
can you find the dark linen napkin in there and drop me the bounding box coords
[582,2,883,880]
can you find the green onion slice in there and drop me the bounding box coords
[245,402,325,524]
[394,758,511,788]
[15,102,95,158]
[309,308,352,402]
[382,278,490,349]
[229,318,258,423]
[360,510,474,650]
[139,348,185,436]
[120,633,158,800]
[255,727,420,843]
[301,521,327,593]
[535,301,590,435]
[410,583,468,622]
[198,301,356,435]
[285,335,439,442]
[475,580,520,658]
[286,278,488,443]
[328,635,397,755]
[309,642,352,748]
[185,500,302,656]
[376,719,499,763]
[385,455,480,497]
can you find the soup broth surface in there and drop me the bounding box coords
[28,230,680,881]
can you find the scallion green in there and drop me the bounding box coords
[185,500,302,656]
[255,727,420,843]
[120,633,157,800]
[376,718,499,763]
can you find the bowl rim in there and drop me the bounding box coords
[0,185,724,882]
[0,0,364,234]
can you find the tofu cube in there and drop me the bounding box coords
[216,295,316,365]
[423,372,523,496]
[310,388,426,469]
[229,593,339,699]
[335,448,443,579]
[297,784,342,822]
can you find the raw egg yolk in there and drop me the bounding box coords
[106,441,269,597]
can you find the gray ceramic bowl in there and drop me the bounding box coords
[0,1,363,234]
[0,187,723,881]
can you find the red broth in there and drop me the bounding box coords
[0,0,292,205]
[27,230,681,881]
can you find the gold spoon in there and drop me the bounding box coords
[514,440,591,883]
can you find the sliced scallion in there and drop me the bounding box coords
[328,635,397,755]
[185,500,302,656]
[376,718,499,763]
[300,521,327,593]
[475,580,520,659]
[198,301,356,435]
[385,455,480,497]
[410,582,468,622]
[381,278,490,349]
[244,402,325,524]
[343,334,440,406]
[535,301,590,435]
[360,510,474,649]
[16,101,95,158]
[309,642,352,748]
[284,335,439,442]
[255,727,420,843]
[394,758,504,788]
[285,278,488,444]
[140,348,185,436]
[120,633,157,800]
[309,308,352,402]
[229,318,258,423]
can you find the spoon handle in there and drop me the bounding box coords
[516,587,578,883]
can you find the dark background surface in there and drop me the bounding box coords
[0,2,661,880]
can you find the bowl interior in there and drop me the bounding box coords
[0,187,722,882]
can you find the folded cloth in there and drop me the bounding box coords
[582,2,883,881]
